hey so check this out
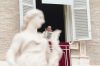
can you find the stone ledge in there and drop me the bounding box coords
[71,55,89,58]
[91,65,100,66]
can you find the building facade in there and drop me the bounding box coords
[0,0,100,66]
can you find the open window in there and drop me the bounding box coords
[19,0,91,42]
[36,0,65,41]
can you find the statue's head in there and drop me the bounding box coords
[23,9,45,30]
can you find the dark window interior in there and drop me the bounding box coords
[36,0,65,42]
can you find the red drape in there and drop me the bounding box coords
[59,42,71,66]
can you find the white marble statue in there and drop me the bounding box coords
[6,9,62,66]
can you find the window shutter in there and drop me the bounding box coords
[19,0,36,30]
[72,0,91,41]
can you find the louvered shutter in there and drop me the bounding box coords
[19,0,36,30]
[72,0,91,41]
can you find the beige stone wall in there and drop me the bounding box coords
[86,0,100,65]
[0,0,20,60]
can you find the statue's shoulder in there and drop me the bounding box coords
[38,32,44,37]
[13,32,25,40]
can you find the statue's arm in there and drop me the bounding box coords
[6,33,22,66]
[51,41,63,59]
[51,30,62,55]
[48,30,63,66]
